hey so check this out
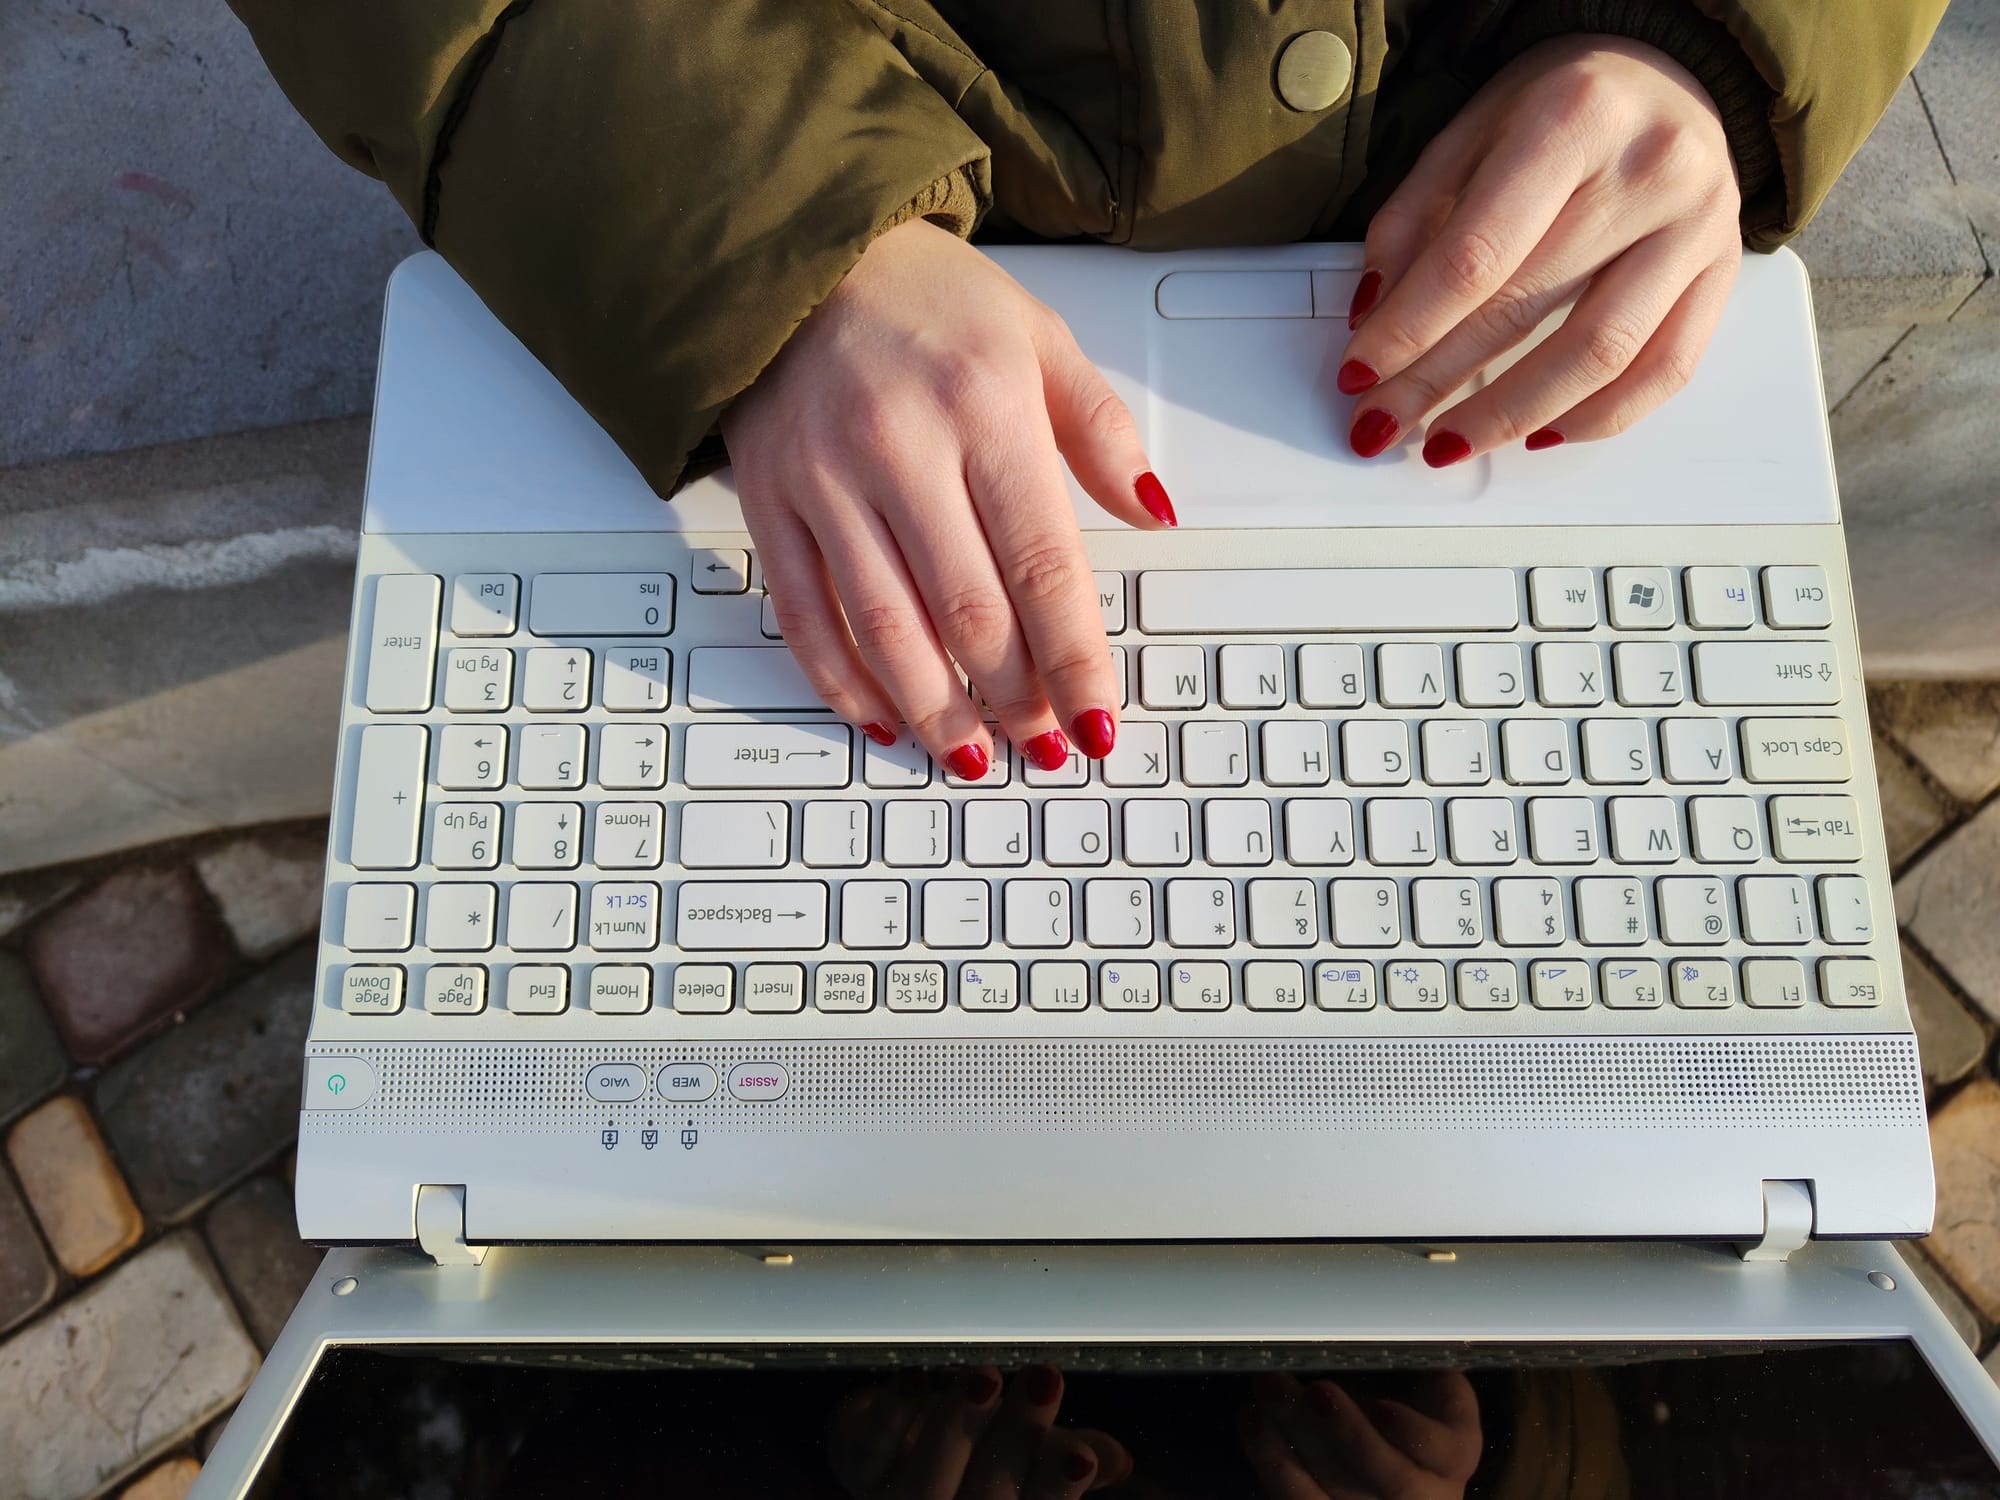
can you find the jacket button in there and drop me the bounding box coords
[1275,31,1353,112]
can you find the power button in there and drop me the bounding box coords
[303,1057,379,1110]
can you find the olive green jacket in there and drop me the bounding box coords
[230,0,1942,495]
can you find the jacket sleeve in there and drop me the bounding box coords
[226,0,992,495]
[1484,0,1948,250]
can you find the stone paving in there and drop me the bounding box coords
[0,691,1995,1495]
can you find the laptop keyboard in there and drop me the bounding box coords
[324,537,1890,1032]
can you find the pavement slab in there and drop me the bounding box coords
[0,950,69,1126]
[1925,1077,2000,1327]
[0,1233,256,1500]
[1913,0,2000,322]
[203,1175,320,1350]
[120,1458,203,1500]
[1873,730,1949,870]
[195,826,328,961]
[1899,801,2000,1025]
[95,946,314,1220]
[1871,682,2000,805]
[1905,941,1990,1095]
[0,870,79,942]
[0,1165,56,1338]
[24,865,234,1064]
[1902,1241,1988,1351]
[6,1095,144,1279]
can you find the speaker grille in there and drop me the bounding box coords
[303,1036,1924,1134]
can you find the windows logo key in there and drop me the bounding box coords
[1627,581,1659,610]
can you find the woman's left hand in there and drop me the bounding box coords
[1339,34,1743,465]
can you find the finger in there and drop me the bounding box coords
[1298,1380,1419,1496]
[805,490,997,780]
[1348,206,1614,446]
[1033,310,1176,530]
[1402,1369,1482,1432]
[1363,1396,1472,1479]
[1525,249,1738,447]
[1236,1394,1335,1500]
[1417,228,1721,463]
[1068,1429,1134,1491]
[959,1365,1063,1499]
[866,469,1067,770]
[827,1379,933,1496]
[1023,1432,1100,1500]
[1352,97,1497,328]
[962,412,1124,760]
[744,493,900,736]
[1341,130,1580,392]
[888,1367,1003,1500]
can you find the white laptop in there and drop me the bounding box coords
[295,243,1932,1253]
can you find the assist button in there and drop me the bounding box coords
[727,1062,789,1102]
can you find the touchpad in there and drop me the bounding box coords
[1144,276,1489,525]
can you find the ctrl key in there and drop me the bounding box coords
[340,966,405,1015]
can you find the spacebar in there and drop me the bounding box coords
[1138,568,1519,633]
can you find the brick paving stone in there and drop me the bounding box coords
[1871,683,2000,805]
[96,945,313,1220]
[1873,731,1948,869]
[195,826,327,960]
[205,1174,320,1349]
[1925,1077,2000,1327]
[6,1095,144,1277]
[1898,801,2000,1025]
[0,870,78,942]
[1904,941,1990,1094]
[0,1233,257,1500]
[24,865,234,1064]
[1903,1242,1987,1351]
[0,1165,56,1337]
[0,950,69,1126]
[120,1457,202,1500]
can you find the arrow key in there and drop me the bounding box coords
[691,548,752,594]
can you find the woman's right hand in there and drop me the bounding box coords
[720,219,1175,779]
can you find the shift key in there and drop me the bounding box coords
[676,882,829,950]
[1692,642,1840,706]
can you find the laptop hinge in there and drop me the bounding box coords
[415,1184,487,1267]
[1738,1179,1815,1262]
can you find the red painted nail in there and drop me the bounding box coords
[1023,729,1071,772]
[1135,470,1177,527]
[1347,269,1382,329]
[964,1368,1002,1405]
[1336,358,1380,395]
[1422,429,1472,468]
[944,742,989,781]
[1349,408,1400,459]
[1022,1364,1063,1405]
[862,722,898,747]
[1525,427,1566,451]
[1062,1450,1097,1482]
[1069,707,1116,759]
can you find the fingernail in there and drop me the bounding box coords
[1022,1363,1063,1405]
[1336,358,1380,395]
[1062,1450,1097,1482]
[1023,729,1071,772]
[1525,427,1565,451]
[1069,708,1116,759]
[1349,408,1400,459]
[1422,429,1472,468]
[1347,269,1382,329]
[862,722,898,747]
[964,1368,1002,1405]
[944,742,990,781]
[1135,470,1177,527]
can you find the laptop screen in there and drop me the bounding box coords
[254,1339,1994,1496]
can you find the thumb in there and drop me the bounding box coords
[1034,311,1177,529]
